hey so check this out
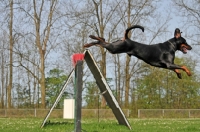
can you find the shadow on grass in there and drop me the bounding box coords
[43,120,73,127]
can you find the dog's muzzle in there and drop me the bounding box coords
[180,44,192,54]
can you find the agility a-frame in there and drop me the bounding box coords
[41,49,131,130]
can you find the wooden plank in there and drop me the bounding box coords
[84,50,131,130]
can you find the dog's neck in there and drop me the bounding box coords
[167,38,177,50]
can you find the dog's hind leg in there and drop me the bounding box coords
[84,41,100,48]
[89,35,106,43]
[84,35,107,48]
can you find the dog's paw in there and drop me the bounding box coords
[177,73,182,79]
[181,66,192,77]
[187,71,192,76]
[83,43,92,48]
[89,35,96,39]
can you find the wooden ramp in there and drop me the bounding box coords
[41,49,131,130]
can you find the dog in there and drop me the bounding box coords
[84,25,192,79]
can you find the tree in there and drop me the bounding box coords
[135,57,200,110]
[14,83,31,108]
[173,0,200,32]
[121,0,161,108]
[63,0,172,109]
[173,0,200,55]
[18,0,60,108]
[63,0,125,108]
[7,0,14,108]
[45,68,68,108]
[84,81,99,108]
[0,34,9,108]
[34,0,57,108]
[0,0,25,108]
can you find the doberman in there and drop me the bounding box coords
[84,25,192,79]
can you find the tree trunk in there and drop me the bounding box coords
[7,0,14,109]
[99,0,107,108]
[40,53,46,108]
[1,50,4,108]
[100,48,107,108]
[33,0,46,108]
[125,55,131,108]
[33,0,56,108]
[92,0,107,108]
[124,0,131,108]
[115,55,121,103]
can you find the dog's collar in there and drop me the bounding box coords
[168,40,176,49]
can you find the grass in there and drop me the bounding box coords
[0,118,200,132]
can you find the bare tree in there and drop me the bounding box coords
[0,33,9,108]
[172,0,200,75]
[173,0,200,28]
[63,0,172,109]
[17,0,60,108]
[120,0,158,108]
[32,0,58,108]
[63,0,125,108]
[7,0,14,108]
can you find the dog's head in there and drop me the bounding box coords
[176,37,192,54]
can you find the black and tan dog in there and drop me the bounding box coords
[84,25,192,79]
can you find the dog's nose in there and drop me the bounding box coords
[188,45,192,50]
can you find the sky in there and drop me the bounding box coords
[157,0,182,32]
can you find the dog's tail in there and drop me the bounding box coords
[124,25,144,39]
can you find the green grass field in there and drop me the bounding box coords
[0,118,200,132]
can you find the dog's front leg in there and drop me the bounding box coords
[180,66,192,76]
[173,69,182,79]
